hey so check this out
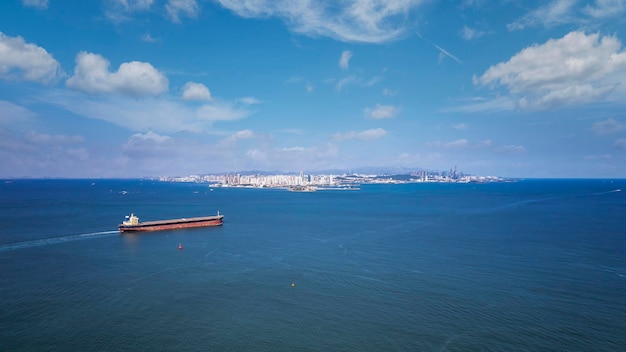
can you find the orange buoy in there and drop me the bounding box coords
[178,243,183,250]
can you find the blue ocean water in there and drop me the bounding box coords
[0,179,624,351]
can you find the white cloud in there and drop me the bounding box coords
[332,128,387,142]
[195,102,251,123]
[23,131,84,145]
[382,88,396,96]
[142,33,158,43]
[66,52,169,97]
[426,138,492,149]
[182,82,212,101]
[215,0,427,43]
[339,50,352,70]
[238,97,261,105]
[166,0,200,22]
[459,25,486,40]
[306,82,314,93]
[0,32,63,84]
[615,138,626,149]
[364,76,383,87]
[584,153,613,160]
[281,146,306,152]
[335,75,357,91]
[105,0,155,21]
[592,118,626,135]
[584,0,625,18]
[106,0,200,23]
[130,131,171,143]
[507,0,576,31]
[495,144,527,153]
[122,131,175,158]
[474,31,626,110]
[364,104,399,119]
[22,0,48,9]
[221,129,256,145]
[445,139,469,148]
[452,123,469,130]
[115,0,154,11]
[443,96,516,113]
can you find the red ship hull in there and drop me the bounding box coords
[119,215,224,233]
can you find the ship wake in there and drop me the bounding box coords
[0,230,119,252]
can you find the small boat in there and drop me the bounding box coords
[118,211,224,233]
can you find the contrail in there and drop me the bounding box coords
[434,44,462,64]
[416,32,462,64]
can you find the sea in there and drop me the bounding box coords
[0,179,624,351]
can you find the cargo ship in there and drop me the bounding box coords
[118,212,224,233]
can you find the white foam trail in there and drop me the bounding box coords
[591,189,622,195]
[0,230,119,252]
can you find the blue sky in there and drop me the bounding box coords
[1,0,626,178]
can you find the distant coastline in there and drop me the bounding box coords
[158,170,508,189]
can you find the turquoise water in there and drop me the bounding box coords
[1,179,625,351]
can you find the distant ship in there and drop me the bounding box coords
[288,185,317,192]
[118,212,224,233]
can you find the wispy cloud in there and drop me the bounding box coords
[166,0,200,23]
[43,89,253,133]
[507,0,577,31]
[427,139,492,149]
[507,0,625,30]
[332,128,387,142]
[382,88,396,96]
[0,32,63,84]
[442,96,516,113]
[452,123,469,130]
[583,0,625,18]
[335,75,357,91]
[339,50,352,70]
[23,131,84,145]
[495,144,527,154]
[142,33,158,43]
[22,0,48,10]
[216,0,427,43]
[592,118,626,135]
[584,153,613,160]
[614,138,626,149]
[105,0,200,23]
[0,100,37,125]
[459,25,486,41]
[220,129,256,146]
[364,104,399,119]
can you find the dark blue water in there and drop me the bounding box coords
[1,179,624,351]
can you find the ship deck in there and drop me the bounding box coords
[132,215,223,227]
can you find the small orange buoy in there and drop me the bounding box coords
[178,243,183,250]
[291,282,295,288]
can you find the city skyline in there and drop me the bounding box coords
[1,1,626,178]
